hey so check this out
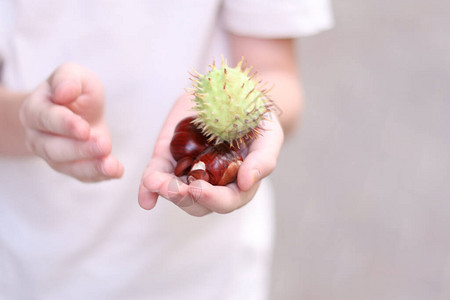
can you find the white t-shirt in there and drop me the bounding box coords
[0,1,333,299]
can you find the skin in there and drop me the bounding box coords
[0,63,124,181]
[138,35,302,216]
[0,34,302,215]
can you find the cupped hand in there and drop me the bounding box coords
[138,94,284,216]
[19,63,124,182]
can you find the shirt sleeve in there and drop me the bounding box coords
[221,0,334,38]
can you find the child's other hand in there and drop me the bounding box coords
[138,94,283,216]
[19,63,124,182]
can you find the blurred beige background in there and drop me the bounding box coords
[270,0,450,299]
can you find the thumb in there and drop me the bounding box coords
[51,79,82,106]
[48,62,105,123]
[49,63,84,105]
[237,116,284,191]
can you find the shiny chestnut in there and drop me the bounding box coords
[187,143,243,186]
[170,116,210,162]
[170,116,210,176]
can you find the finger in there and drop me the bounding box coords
[52,78,82,105]
[48,63,105,123]
[141,170,176,204]
[148,173,211,217]
[101,155,124,179]
[165,178,211,216]
[51,155,124,182]
[237,116,284,191]
[175,195,212,217]
[139,156,175,210]
[141,167,211,216]
[188,180,259,214]
[21,83,90,140]
[138,184,159,210]
[141,171,189,206]
[27,130,112,163]
[163,176,212,217]
[139,126,212,216]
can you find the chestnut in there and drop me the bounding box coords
[187,143,243,186]
[170,116,210,162]
[173,156,194,177]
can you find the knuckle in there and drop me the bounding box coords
[95,160,106,176]
[25,138,37,154]
[76,143,89,159]
[61,114,76,135]
[36,108,49,130]
[24,132,42,156]
[40,144,54,162]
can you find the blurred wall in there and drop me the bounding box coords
[270,0,450,299]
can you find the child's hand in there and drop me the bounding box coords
[138,94,283,216]
[19,63,124,182]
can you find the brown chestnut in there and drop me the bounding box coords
[173,156,194,177]
[170,116,210,162]
[187,143,243,186]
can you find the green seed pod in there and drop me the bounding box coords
[189,57,272,146]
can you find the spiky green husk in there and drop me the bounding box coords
[189,58,271,146]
